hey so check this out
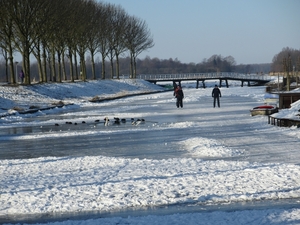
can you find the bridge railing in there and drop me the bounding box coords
[137,73,271,81]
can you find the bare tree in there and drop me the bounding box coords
[0,1,17,83]
[0,0,156,83]
[64,0,85,82]
[224,56,236,72]
[106,4,118,79]
[112,5,128,79]
[87,1,104,80]
[76,0,96,82]
[51,0,71,82]
[4,0,53,84]
[124,16,154,78]
[271,47,300,72]
[97,3,110,80]
[31,0,63,83]
[105,4,128,79]
[0,48,9,82]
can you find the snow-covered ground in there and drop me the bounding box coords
[1,79,300,225]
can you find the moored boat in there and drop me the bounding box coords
[250,105,278,116]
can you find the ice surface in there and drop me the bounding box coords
[1,79,300,225]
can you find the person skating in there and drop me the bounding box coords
[174,85,184,108]
[212,84,221,108]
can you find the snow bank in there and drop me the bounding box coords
[1,155,300,217]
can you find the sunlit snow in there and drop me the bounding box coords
[1,79,300,225]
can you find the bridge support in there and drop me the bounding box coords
[196,80,206,89]
[241,80,251,87]
[219,79,229,88]
[173,80,181,87]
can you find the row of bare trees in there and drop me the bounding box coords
[0,0,154,84]
[134,55,237,74]
[0,54,272,82]
[271,47,300,73]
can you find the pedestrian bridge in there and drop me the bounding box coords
[137,72,272,88]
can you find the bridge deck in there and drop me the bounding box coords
[137,72,271,88]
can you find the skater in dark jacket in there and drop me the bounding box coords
[212,84,221,108]
[174,85,184,108]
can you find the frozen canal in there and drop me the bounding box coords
[0,86,299,164]
[1,83,300,224]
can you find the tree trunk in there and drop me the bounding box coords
[133,56,137,78]
[68,50,74,82]
[51,48,56,82]
[32,42,43,83]
[22,46,31,84]
[4,51,8,83]
[286,71,290,91]
[57,51,62,82]
[79,53,86,81]
[74,53,78,80]
[36,57,43,83]
[62,52,67,81]
[42,47,47,82]
[101,55,106,79]
[129,53,134,79]
[110,58,114,79]
[8,56,15,84]
[91,51,96,80]
[47,54,52,82]
[115,53,120,79]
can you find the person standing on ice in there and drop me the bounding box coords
[19,70,25,84]
[212,84,221,107]
[174,85,184,108]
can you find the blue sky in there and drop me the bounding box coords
[103,0,300,64]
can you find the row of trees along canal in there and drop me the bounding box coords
[0,0,154,84]
[2,48,299,84]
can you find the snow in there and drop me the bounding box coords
[179,137,244,157]
[1,79,300,225]
[272,93,300,120]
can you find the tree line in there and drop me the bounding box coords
[134,55,272,75]
[0,0,299,84]
[0,0,154,84]
[122,48,299,76]
[0,51,273,83]
[271,47,300,74]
